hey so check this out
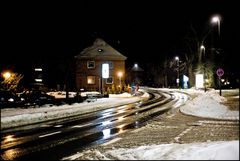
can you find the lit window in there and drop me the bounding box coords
[34,68,42,71]
[98,49,103,52]
[35,79,42,82]
[87,76,95,84]
[104,61,113,69]
[87,61,95,69]
[106,77,113,84]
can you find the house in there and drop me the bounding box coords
[128,63,144,85]
[75,38,127,92]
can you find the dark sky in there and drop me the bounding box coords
[2,0,239,74]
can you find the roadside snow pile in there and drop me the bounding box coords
[63,140,239,160]
[109,92,132,98]
[180,90,239,120]
[47,91,76,98]
[1,93,148,129]
[207,89,227,103]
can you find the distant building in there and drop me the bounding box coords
[75,38,127,92]
[31,67,44,90]
[126,63,144,85]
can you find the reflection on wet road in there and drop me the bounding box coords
[1,89,189,160]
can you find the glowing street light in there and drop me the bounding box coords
[2,71,12,90]
[118,71,123,91]
[175,56,180,88]
[3,71,11,79]
[200,45,207,92]
[211,15,221,37]
[200,45,205,51]
[175,56,179,61]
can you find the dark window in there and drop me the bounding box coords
[87,61,95,69]
[106,77,113,84]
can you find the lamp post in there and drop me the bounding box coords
[118,71,123,92]
[175,56,180,88]
[211,15,221,37]
[2,71,12,90]
[200,45,206,92]
[211,15,221,90]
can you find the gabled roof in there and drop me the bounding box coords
[75,38,127,61]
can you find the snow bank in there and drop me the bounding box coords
[101,140,239,160]
[180,89,239,120]
[1,93,148,129]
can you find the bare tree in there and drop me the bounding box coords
[1,72,24,92]
[183,24,216,88]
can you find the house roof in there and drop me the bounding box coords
[75,38,127,61]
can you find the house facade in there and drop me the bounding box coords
[75,38,127,92]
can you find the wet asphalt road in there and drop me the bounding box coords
[1,90,185,160]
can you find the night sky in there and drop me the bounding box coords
[1,0,239,86]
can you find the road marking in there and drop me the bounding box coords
[54,125,63,128]
[39,131,61,138]
[62,152,84,160]
[172,126,193,143]
[40,124,51,127]
[101,137,122,146]
[71,123,93,128]
[131,128,142,133]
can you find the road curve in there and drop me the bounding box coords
[1,89,188,160]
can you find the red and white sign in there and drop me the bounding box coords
[216,68,224,77]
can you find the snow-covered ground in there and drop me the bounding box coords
[180,88,239,120]
[64,140,238,160]
[63,88,239,160]
[1,88,239,160]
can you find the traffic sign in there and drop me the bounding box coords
[216,68,224,77]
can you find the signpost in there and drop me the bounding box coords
[216,68,224,96]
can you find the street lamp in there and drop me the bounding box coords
[175,56,180,88]
[200,45,206,92]
[2,71,12,90]
[211,15,221,37]
[118,71,123,92]
[211,14,222,91]
[3,71,11,80]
